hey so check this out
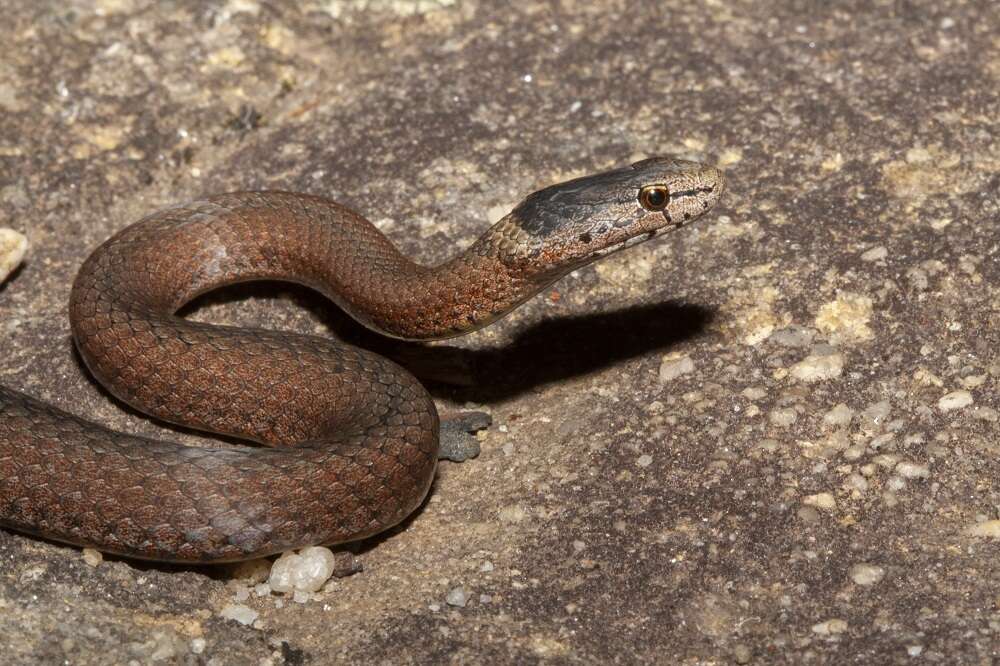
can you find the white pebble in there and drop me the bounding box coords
[219,604,258,626]
[862,400,892,426]
[0,228,27,283]
[861,246,888,262]
[811,618,848,635]
[907,645,923,656]
[869,433,894,450]
[190,638,206,654]
[769,407,798,427]
[446,587,470,607]
[790,351,845,382]
[843,444,865,461]
[938,390,973,411]
[659,354,695,382]
[768,326,815,347]
[895,461,930,479]
[847,474,868,492]
[268,546,338,593]
[803,492,837,511]
[967,520,1000,538]
[797,506,820,523]
[82,548,103,567]
[637,454,653,468]
[849,563,885,586]
[479,560,494,573]
[823,403,854,427]
[973,406,998,422]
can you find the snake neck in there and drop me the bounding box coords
[348,229,542,341]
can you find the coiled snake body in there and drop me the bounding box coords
[0,158,723,562]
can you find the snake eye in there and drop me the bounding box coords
[639,185,669,211]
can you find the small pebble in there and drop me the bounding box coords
[812,618,848,635]
[823,403,854,427]
[862,400,892,427]
[769,326,815,347]
[849,563,885,586]
[847,474,869,492]
[843,444,865,461]
[637,454,653,468]
[268,546,340,593]
[973,406,998,422]
[479,594,493,604]
[797,506,820,523]
[190,638,206,655]
[733,643,752,664]
[446,587,470,607]
[938,390,973,411]
[967,520,1000,538]
[769,407,798,427]
[790,351,845,382]
[804,492,837,511]
[219,604,258,626]
[861,246,888,262]
[0,228,27,283]
[82,549,103,567]
[479,560,494,573]
[659,354,695,382]
[895,461,930,479]
[757,439,779,453]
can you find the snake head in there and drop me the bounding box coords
[498,157,725,283]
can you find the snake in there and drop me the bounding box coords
[0,157,724,563]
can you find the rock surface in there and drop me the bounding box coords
[0,229,27,283]
[0,1,997,663]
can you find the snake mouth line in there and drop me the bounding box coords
[589,223,684,260]
[670,185,718,199]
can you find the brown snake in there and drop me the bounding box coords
[0,157,723,562]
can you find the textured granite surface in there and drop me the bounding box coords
[1,0,998,663]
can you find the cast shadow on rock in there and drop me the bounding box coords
[171,280,713,402]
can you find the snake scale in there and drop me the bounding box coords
[0,157,723,562]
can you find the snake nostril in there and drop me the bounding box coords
[578,233,592,244]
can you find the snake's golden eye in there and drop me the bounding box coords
[639,185,669,211]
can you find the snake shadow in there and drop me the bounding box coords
[171,281,715,402]
[420,300,713,403]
